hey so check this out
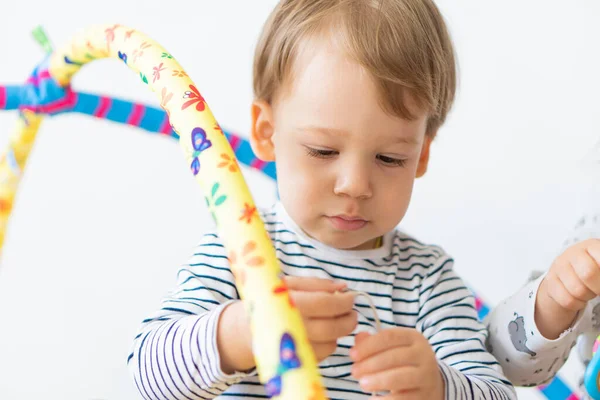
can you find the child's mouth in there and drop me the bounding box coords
[327,215,368,231]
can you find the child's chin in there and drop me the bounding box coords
[324,234,374,251]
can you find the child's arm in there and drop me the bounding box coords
[486,238,600,387]
[127,234,358,400]
[536,238,600,338]
[127,233,254,399]
[352,253,517,399]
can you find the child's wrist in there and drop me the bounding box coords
[218,301,255,373]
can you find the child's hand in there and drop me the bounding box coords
[218,276,355,373]
[537,238,600,339]
[350,329,444,400]
[285,276,358,361]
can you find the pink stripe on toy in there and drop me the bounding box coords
[251,158,267,171]
[127,104,145,126]
[159,116,172,135]
[0,86,6,109]
[94,96,112,118]
[228,134,241,151]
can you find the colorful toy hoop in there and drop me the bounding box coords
[0,24,324,400]
[584,337,600,399]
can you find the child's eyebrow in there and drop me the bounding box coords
[299,125,348,137]
[300,125,420,145]
[390,135,420,145]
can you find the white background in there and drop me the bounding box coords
[0,1,599,399]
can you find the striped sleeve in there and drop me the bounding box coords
[128,233,253,400]
[418,254,517,399]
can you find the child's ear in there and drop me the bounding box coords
[416,135,433,178]
[250,100,276,162]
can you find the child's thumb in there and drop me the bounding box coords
[354,331,371,346]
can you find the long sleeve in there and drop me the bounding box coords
[484,274,586,387]
[417,255,517,399]
[485,212,600,387]
[128,233,254,400]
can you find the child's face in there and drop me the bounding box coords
[251,40,432,250]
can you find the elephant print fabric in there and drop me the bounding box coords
[509,313,537,357]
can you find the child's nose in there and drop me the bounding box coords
[333,164,373,200]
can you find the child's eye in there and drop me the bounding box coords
[305,147,338,159]
[377,155,406,167]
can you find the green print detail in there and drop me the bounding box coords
[31,25,53,54]
[140,72,148,84]
[205,182,228,224]
[211,183,227,206]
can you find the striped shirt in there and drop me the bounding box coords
[128,203,516,399]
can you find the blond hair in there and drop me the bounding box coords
[253,0,457,135]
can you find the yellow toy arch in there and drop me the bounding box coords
[0,24,325,400]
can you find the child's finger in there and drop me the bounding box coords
[549,270,588,311]
[284,275,347,292]
[368,391,421,400]
[557,259,597,302]
[358,365,420,393]
[586,239,600,267]
[572,250,600,296]
[349,328,416,362]
[354,331,371,346]
[351,345,419,379]
[305,311,358,342]
[312,341,339,361]
[291,290,355,317]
